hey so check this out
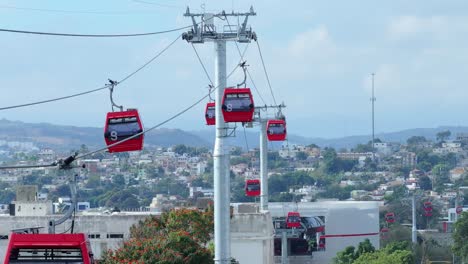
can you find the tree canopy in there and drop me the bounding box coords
[101,208,214,264]
[335,241,413,264]
[453,211,468,261]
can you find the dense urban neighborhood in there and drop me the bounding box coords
[0,129,467,262]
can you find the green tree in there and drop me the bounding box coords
[407,136,427,146]
[334,246,356,264]
[355,239,375,259]
[436,130,451,142]
[296,151,308,161]
[333,239,376,264]
[336,241,413,264]
[101,209,214,264]
[418,176,432,190]
[173,144,188,155]
[453,211,468,261]
[112,174,126,187]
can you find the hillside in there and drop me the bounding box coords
[0,119,210,150]
[1,119,468,150]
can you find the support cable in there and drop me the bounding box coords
[0,25,192,38]
[243,126,250,151]
[0,34,180,111]
[191,44,214,86]
[256,40,277,106]
[74,63,243,160]
[0,36,245,169]
[224,15,267,106]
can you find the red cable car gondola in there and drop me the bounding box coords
[4,233,94,264]
[245,179,261,197]
[424,211,433,217]
[205,102,215,125]
[385,212,395,223]
[423,201,433,211]
[221,88,254,123]
[267,119,287,141]
[104,109,144,153]
[286,212,301,228]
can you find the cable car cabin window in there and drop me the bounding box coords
[8,248,84,263]
[288,216,300,223]
[206,106,215,118]
[224,93,253,112]
[268,123,285,135]
[106,117,141,140]
[246,183,260,191]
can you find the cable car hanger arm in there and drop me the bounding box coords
[108,79,123,112]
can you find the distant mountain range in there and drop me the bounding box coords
[1,119,468,150]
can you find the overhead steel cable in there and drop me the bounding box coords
[256,40,277,106]
[75,63,243,160]
[0,25,192,38]
[0,34,181,111]
[0,86,108,111]
[0,164,58,169]
[223,15,267,106]
[191,44,214,86]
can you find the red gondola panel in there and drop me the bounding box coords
[423,202,433,211]
[286,212,301,228]
[205,102,215,125]
[245,179,261,197]
[104,109,144,153]
[221,88,255,123]
[4,233,94,264]
[267,119,287,141]
[385,212,395,223]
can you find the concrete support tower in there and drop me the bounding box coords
[182,8,256,263]
[260,119,268,211]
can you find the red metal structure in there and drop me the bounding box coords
[266,119,287,141]
[286,212,301,228]
[245,179,261,197]
[221,88,254,122]
[424,211,433,217]
[385,212,395,223]
[205,102,216,125]
[423,201,433,211]
[104,109,144,153]
[4,233,94,264]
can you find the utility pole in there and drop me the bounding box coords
[371,73,376,160]
[281,231,289,264]
[182,8,256,264]
[412,194,417,244]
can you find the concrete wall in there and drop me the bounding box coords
[12,201,53,216]
[231,211,275,264]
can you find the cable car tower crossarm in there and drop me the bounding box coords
[182,7,256,264]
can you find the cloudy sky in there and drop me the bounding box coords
[1,0,468,138]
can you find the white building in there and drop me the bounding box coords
[231,201,380,264]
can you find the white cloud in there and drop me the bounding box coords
[387,15,468,41]
[362,64,401,95]
[287,25,335,59]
